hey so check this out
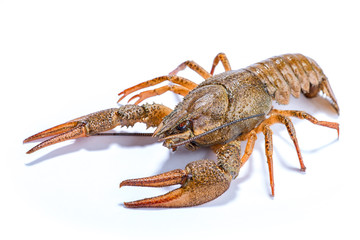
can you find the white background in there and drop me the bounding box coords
[1,0,359,239]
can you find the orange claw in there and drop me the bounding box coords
[24,108,121,154]
[120,160,232,208]
[128,94,144,105]
[117,89,135,103]
[24,104,173,154]
[24,121,87,154]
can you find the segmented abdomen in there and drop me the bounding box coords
[245,53,339,113]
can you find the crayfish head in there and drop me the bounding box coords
[153,85,229,150]
[153,117,199,151]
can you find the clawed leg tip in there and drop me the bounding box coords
[117,96,125,103]
[127,95,144,105]
[117,91,129,103]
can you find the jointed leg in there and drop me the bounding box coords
[118,75,198,104]
[262,125,275,196]
[253,113,303,195]
[118,53,233,104]
[238,130,257,168]
[252,109,339,196]
[127,85,191,105]
[210,52,232,75]
[169,52,232,79]
[169,60,211,79]
[271,109,339,137]
[259,113,306,171]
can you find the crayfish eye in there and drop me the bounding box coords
[176,120,192,132]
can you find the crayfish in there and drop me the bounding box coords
[24,53,339,208]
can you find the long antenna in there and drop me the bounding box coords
[92,113,265,147]
[171,113,265,147]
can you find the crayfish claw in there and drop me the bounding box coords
[23,121,80,144]
[24,108,120,154]
[120,169,189,208]
[24,104,172,154]
[121,160,232,208]
[25,122,87,154]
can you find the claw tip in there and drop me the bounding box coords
[127,95,140,104]
[23,136,35,144]
[117,96,125,103]
[26,148,35,154]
